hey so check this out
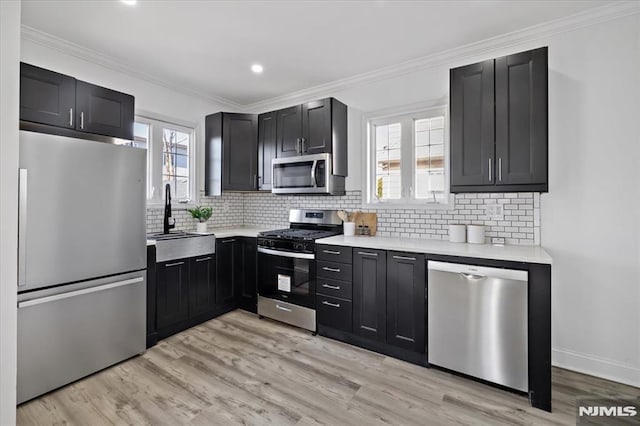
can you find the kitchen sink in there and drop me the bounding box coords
[147,232,215,262]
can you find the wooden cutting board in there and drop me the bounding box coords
[349,211,377,236]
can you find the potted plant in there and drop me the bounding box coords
[187,206,213,233]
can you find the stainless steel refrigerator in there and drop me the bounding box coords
[17,130,147,404]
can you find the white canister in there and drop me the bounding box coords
[448,224,466,243]
[343,222,356,236]
[467,224,486,244]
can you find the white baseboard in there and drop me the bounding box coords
[552,348,640,388]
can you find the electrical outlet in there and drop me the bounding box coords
[222,202,230,213]
[485,204,504,220]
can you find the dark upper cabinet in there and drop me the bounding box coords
[238,238,258,313]
[450,60,494,188]
[386,252,425,353]
[205,112,258,194]
[276,105,303,158]
[495,47,548,187]
[188,255,216,318]
[274,98,348,176]
[352,248,387,342]
[257,112,277,190]
[156,259,190,329]
[20,63,76,129]
[20,62,135,140]
[216,237,242,306]
[75,80,134,140]
[302,98,331,155]
[450,47,548,193]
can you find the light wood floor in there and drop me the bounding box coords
[17,310,639,425]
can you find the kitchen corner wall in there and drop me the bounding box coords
[146,192,244,234]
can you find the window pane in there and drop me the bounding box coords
[415,116,446,201]
[133,122,149,149]
[375,122,401,200]
[161,127,191,200]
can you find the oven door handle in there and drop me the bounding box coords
[258,247,315,260]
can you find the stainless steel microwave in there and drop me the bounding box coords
[272,153,345,195]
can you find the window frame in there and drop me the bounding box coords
[135,114,197,207]
[363,104,453,210]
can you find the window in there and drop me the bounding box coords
[135,116,195,205]
[366,106,450,207]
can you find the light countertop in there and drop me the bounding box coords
[146,226,271,246]
[316,235,552,265]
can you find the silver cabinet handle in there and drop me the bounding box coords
[393,255,416,261]
[165,261,185,267]
[322,284,341,290]
[296,138,301,154]
[322,250,341,255]
[18,169,28,287]
[69,108,73,127]
[488,157,492,182]
[301,137,306,153]
[322,301,341,308]
[498,157,502,182]
[357,251,378,257]
[18,277,144,308]
[276,304,292,312]
[222,239,236,243]
[322,266,341,272]
[80,111,84,129]
[196,256,212,262]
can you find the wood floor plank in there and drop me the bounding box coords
[17,310,639,426]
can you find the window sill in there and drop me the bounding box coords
[146,200,197,210]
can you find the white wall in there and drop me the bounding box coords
[253,14,640,386]
[0,1,21,423]
[20,38,233,196]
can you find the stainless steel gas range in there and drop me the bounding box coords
[257,209,342,332]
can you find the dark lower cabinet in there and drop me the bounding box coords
[75,80,134,140]
[317,294,352,332]
[238,237,258,313]
[20,62,76,129]
[188,255,216,318]
[216,237,242,306]
[156,259,190,329]
[352,248,387,342]
[386,252,425,352]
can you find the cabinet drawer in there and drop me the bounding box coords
[317,260,352,282]
[317,245,352,264]
[317,277,352,300]
[317,295,352,332]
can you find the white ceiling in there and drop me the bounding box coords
[21,0,610,107]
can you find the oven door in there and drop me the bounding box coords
[258,248,316,309]
[272,153,330,194]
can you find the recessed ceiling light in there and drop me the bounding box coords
[121,0,137,6]
[251,64,263,74]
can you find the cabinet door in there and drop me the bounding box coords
[302,98,331,155]
[75,80,134,140]
[216,238,241,306]
[387,252,425,352]
[20,62,76,129]
[156,259,189,328]
[495,47,547,188]
[222,113,258,191]
[276,105,302,157]
[353,248,387,341]
[189,255,216,317]
[450,60,495,188]
[238,238,257,312]
[257,112,277,190]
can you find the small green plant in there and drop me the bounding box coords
[186,206,213,223]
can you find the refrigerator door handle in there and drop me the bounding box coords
[18,169,27,287]
[18,277,144,308]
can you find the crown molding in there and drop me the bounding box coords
[244,1,640,112]
[20,25,243,111]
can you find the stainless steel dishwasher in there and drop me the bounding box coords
[427,260,528,392]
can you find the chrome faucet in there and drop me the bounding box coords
[163,183,175,234]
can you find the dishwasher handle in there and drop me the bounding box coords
[428,260,528,282]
